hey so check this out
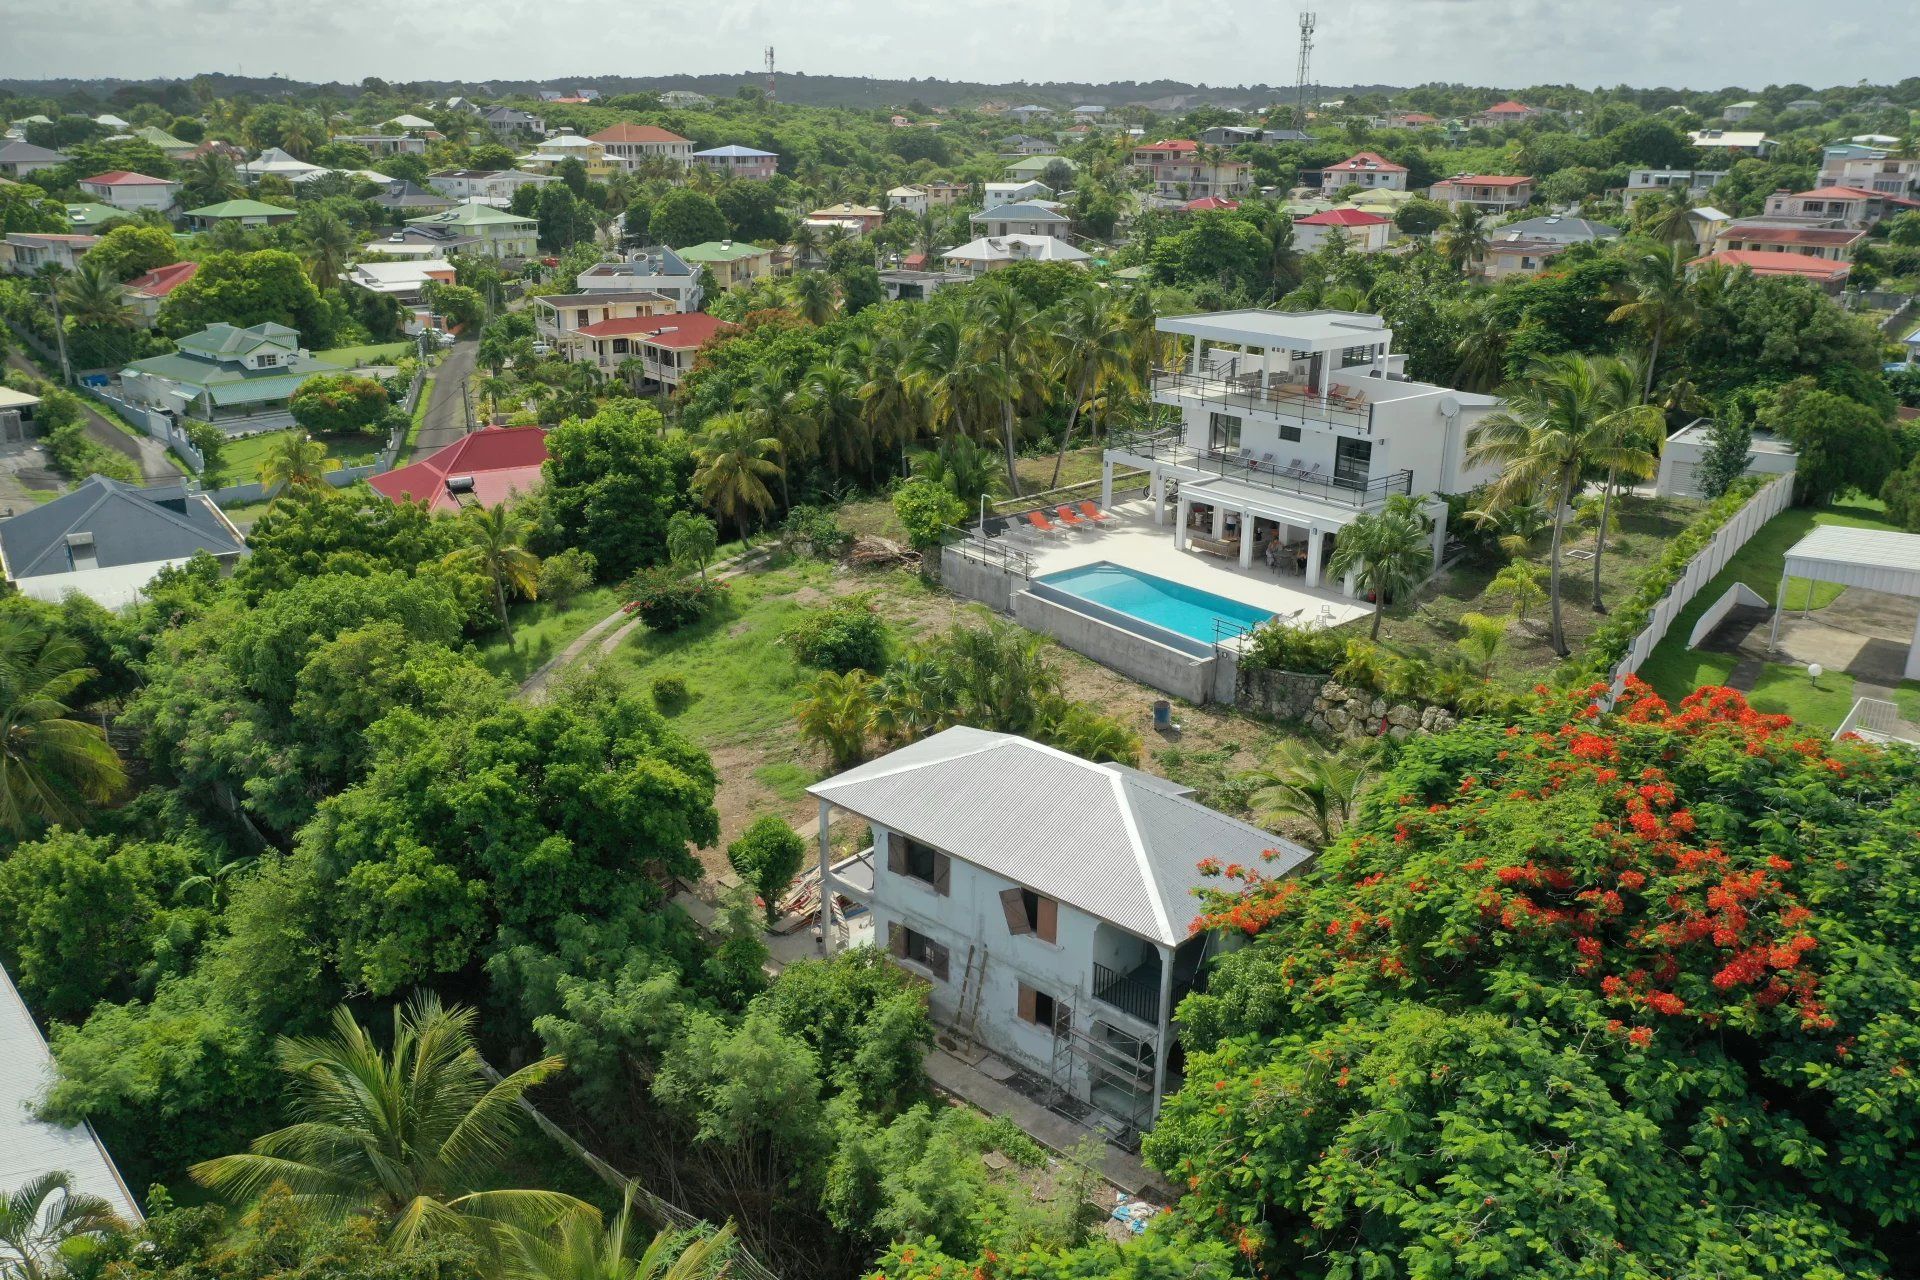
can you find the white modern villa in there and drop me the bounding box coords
[810,726,1314,1139]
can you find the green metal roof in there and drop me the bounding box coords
[62,203,124,228]
[207,373,316,406]
[406,203,536,229]
[186,198,295,219]
[131,125,191,149]
[676,241,770,262]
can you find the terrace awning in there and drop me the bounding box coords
[1181,476,1365,533]
[1768,526,1920,679]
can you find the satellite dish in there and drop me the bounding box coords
[1437,394,1461,417]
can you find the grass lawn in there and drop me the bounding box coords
[473,585,622,684]
[837,444,1118,544]
[403,376,435,454]
[314,342,412,368]
[216,498,275,526]
[222,429,385,482]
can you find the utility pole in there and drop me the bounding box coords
[1294,12,1317,132]
[461,378,474,433]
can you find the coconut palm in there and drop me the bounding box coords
[1439,203,1488,276]
[1487,561,1548,628]
[1639,184,1696,247]
[257,431,330,494]
[792,669,876,768]
[0,1172,126,1280]
[446,504,541,645]
[788,271,837,325]
[510,1195,734,1280]
[0,619,125,836]
[180,151,245,206]
[1576,356,1664,611]
[906,315,1017,493]
[56,259,138,365]
[192,997,583,1252]
[914,435,999,509]
[960,280,1041,496]
[1467,354,1661,654]
[1608,239,1697,400]
[797,356,870,482]
[1326,495,1432,641]
[1246,740,1369,847]
[691,413,783,534]
[1451,296,1509,393]
[296,208,357,289]
[853,329,921,471]
[1046,290,1137,489]
[788,223,819,270]
[730,377,805,510]
[475,374,516,422]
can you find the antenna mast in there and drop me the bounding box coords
[1293,12,1316,130]
[765,46,776,103]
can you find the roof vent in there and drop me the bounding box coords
[64,531,95,549]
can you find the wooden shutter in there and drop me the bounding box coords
[888,922,906,958]
[1017,981,1038,1023]
[929,941,950,983]
[886,839,905,876]
[1000,887,1033,935]
[1034,896,1059,944]
[932,852,951,897]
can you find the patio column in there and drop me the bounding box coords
[1189,339,1203,374]
[1210,502,1225,539]
[1907,609,1920,681]
[816,799,835,951]
[1175,494,1191,551]
[1766,571,1789,652]
[1343,568,1357,598]
[1150,942,1175,1121]
[1100,459,1114,510]
[1305,524,1324,588]
[1150,467,1165,525]
[1239,512,1255,568]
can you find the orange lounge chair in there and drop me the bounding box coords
[1026,509,1060,533]
[1056,505,1087,527]
[1078,502,1111,522]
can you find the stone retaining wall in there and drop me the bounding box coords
[1237,667,1459,740]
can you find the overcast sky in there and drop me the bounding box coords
[2,0,1914,91]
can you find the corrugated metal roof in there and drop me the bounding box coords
[0,962,143,1223]
[809,727,1310,944]
[1783,527,1920,598]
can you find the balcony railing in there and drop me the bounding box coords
[1107,424,1413,510]
[1152,368,1376,433]
[1093,960,1161,1025]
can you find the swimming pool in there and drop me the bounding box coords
[1037,562,1275,644]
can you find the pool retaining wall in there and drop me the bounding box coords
[1012,587,1218,704]
[940,545,1026,612]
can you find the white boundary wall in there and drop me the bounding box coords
[1607,474,1795,701]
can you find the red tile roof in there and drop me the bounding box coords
[1719,223,1863,248]
[1297,207,1391,226]
[1790,185,1880,200]
[1692,249,1850,282]
[574,312,734,348]
[590,123,692,144]
[367,426,550,514]
[1136,139,1197,153]
[1482,100,1534,113]
[1324,151,1408,174]
[1436,174,1533,188]
[1184,196,1241,211]
[124,260,197,298]
[82,170,174,186]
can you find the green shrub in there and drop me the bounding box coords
[1242,620,1346,674]
[782,597,888,674]
[536,547,596,604]
[622,566,725,632]
[650,672,690,713]
[891,476,967,550]
[780,504,853,560]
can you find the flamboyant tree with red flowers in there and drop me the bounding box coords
[1145,680,1920,1279]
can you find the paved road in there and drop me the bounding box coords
[4,353,181,484]
[409,339,476,459]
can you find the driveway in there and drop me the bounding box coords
[4,353,181,485]
[409,338,476,459]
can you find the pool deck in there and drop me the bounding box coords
[1005,498,1372,631]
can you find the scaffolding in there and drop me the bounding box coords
[1047,1001,1158,1146]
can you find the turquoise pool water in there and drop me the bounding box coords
[1038,562,1275,643]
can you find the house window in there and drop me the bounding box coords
[257,353,278,367]
[1334,437,1373,488]
[1017,982,1070,1035]
[576,309,590,325]
[890,837,951,895]
[1280,423,1302,443]
[998,886,1059,943]
[889,924,950,981]
[1209,412,1242,453]
[1340,345,1373,368]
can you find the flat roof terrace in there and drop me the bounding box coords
[1158,308,1392,353]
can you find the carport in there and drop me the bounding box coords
[1768,527,1920,680]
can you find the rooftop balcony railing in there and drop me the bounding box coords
[1109,423,1411,510]
[1151,368,1375,433]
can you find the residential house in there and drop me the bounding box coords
[808,725,1316,1134]
[0,139,66,177]
[120,322,331,423]
[690,145,779,180]
[676,240,775,289]
[969,201,1072,241]
[806,202,888,234]
[1470,100,1541,128]
[1130,139,1252,201]
[368,425,549,513]
[404,204,538,258]
[1293,207,1393,253]
[76,170,179,212]
[590,123,695,171]
[1005,154,1075,183]
[238,147,326,181]
[878,259,972,301]
[0,475,244,609]
[1197,125,1262,145]
[1479,215,1620,279]
[887,185,930,214]
[92,112,131,130]
[531,289,676,353]
[184,198,297,230]
[1318,151,1409,192]
[483,107,546,138]
[336,132,430,157]
[659,90,712,108]
[127,125,194,157]
[62,203,126,231]
[363,226,482,258]
[426,168,552,206]
[1375,111,1438,129]
[1761,185,1908,228]
[1713,220,1864,261]
[123,260,197,326]
[917,180,970,206]
[1687,129,1775,157]
[998,133,1059,156]
[1006,105,1053,125]
[523,134,613,178]
[1681,206,1733,253]
[343,259,458,302]
[384,114,437,130]
[569,311,734,392]
[1619,167,1727,209]
[941,235,1090,275]
[1427,173,1535,213]
[1102,309,1500,586]
[1654,419,1797,499]
[982,180,1052,210]
[1690,248,1850,291]
[1,232,98,274]
[1721,101,1759,122]
[1818,154,1920,197]
[1783,98,1824,114]
[372,180,456,217]
[575,246,703,310]
[1070,105,1106,121]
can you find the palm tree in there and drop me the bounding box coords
[788,272,837,325]
[960,281,1039,497]
[191,996,584,1252]
[1608,239,1696,400]
[446,504,541,645]
[180,151,245,207]
[793,670,875,768]
[1246,740,1368,847]
[853,329,921,472]
[1577,356,1663,611]
[691,414,783,534]
[1487,561,1548,628]
[0,619,125,836]
[1326,495,1432,641]
[257,431,330,494]
[797,356,870,482]
[0,1172,126,1280]
[788,224,819,270]
[1451,297,1509,393]
[870,650,956,746]
[1639,184,1696,247]
[731,377,805,510]
[1439,203,1488,276]
[1466,354,1660,653]
[511,1195,735,1280]
[30,264,72,386]
[56,260,139,365]
[1046,290,1137,489]
[476,374,516,423]
[297,208,357,289]
[906,316,1017,494]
